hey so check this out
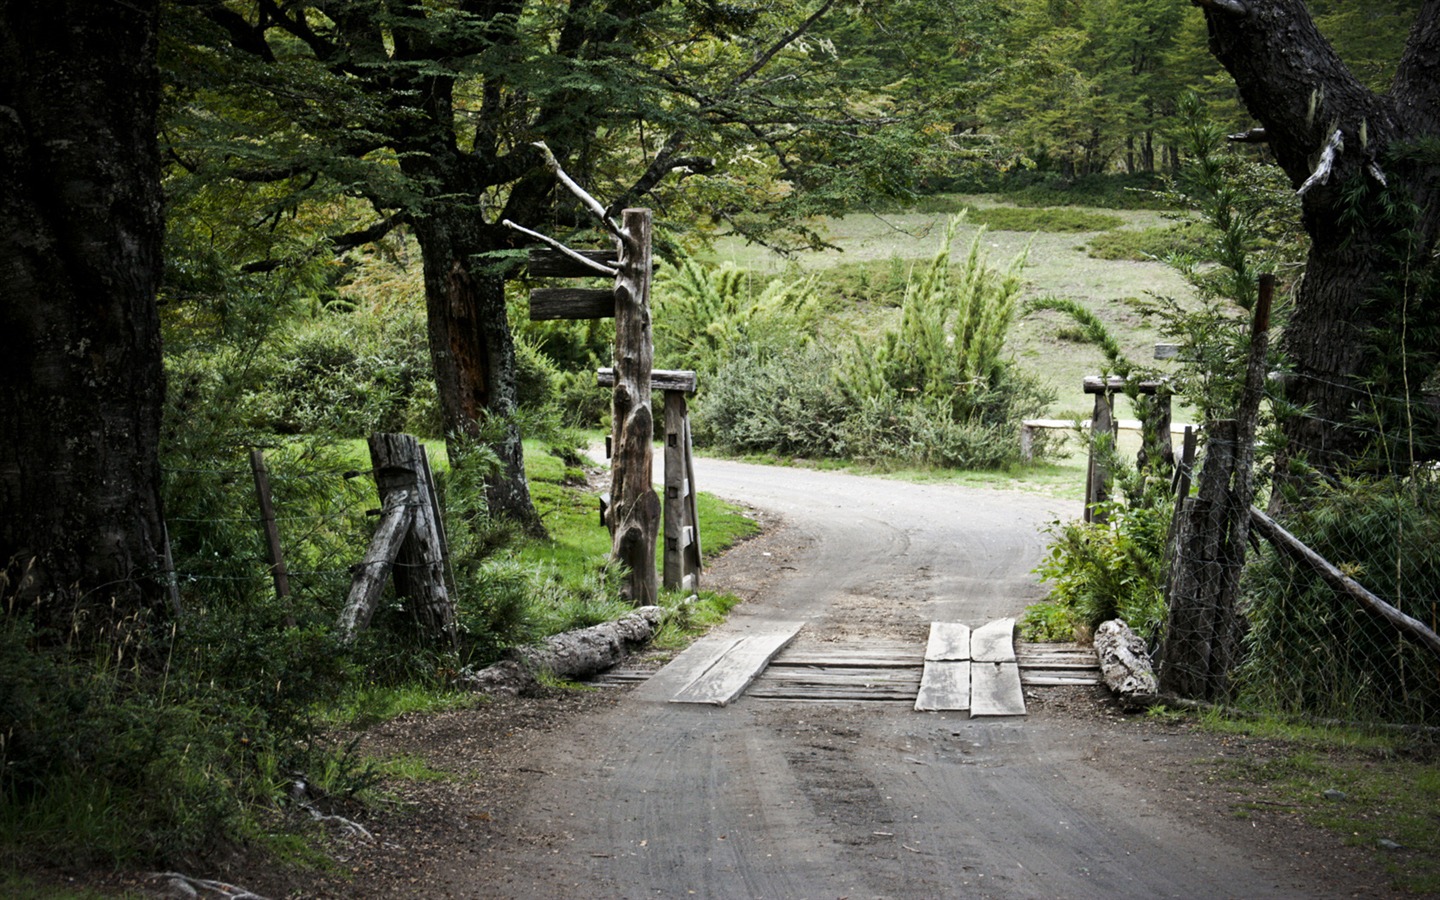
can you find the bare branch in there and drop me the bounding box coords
[501,220,620,278]
[531,142,621,239]
[240,213,406,274]
[1297,128,1344,197]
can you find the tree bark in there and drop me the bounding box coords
[410,210,544,536]
[1201,0,1440,473]
[0,1,168,632]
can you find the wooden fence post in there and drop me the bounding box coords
[1160,276,1274,700]
[663,389,702,592]
[248,449,292,621]
[609,209,661,606]
[338,433,457,648]
[1084,386,1116,524]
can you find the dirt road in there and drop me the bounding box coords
[411,460,1378,900]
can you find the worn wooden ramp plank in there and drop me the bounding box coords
[971,618,1017,662]
[924,622,972,661]
[915,660,971,711]
[971,660,1026,716]
[631,632,744,702]
[671,622,805,706]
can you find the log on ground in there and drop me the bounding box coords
[1095,618,1158,706]
[460,606,665,696]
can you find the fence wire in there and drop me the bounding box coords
[1165,377,1440,727]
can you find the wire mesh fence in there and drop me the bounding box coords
[1163,370,1440,727]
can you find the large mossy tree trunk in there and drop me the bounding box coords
[410,209,543,535]
[0,0,169,630]
[1201,0,1440,475]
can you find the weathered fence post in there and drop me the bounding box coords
[338,433,457,648]
[1083,377,1118,524]
[609,209,661,606]
[1160,276,1274,700]
[663,381,702,593]
[248,449,292,618]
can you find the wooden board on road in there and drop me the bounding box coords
[670,621,805,706]
[924,622,971,661]
[971,618,1017,662]
[915,660,971,711]
[971,660,1026,716]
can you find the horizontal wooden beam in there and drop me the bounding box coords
[529,288,614,320]
[527,248,620,278]
[596,367,698,393]
[1083,375,1168,395]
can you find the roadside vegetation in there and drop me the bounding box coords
[5,0,1437,890]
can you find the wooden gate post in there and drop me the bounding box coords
[1083,381,1117,524]
[608,209,661,606]
[663,385,702,592]
[1160,276,1274,700]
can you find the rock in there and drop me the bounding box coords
[1322,788,1346,801]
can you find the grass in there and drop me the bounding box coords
[1195,712,1440,893]
[706,195,1195,421]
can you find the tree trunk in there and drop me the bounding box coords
[411,211,545,536]
[1201,0,1440,474]
[0,1,169,632]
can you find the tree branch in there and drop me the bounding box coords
[604,132,716,219]
[729,0,840,91]
[240,213,406,273]
[500,220,619,277]
[1296,128,1344,197]
[1228,128,1269,144]
[531,141,621,239]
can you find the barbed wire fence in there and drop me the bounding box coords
[1158,277,1440,727]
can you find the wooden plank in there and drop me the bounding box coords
[971,661,1026,716]
[1020,671,1102,686]
[750,688,918,702]
[597,367,698,393]
[772,652,921,668]
[529,287,614,320]
[527,247,619,278]
[671,622,805,706]
[757,666,922,684]
[633,633,743,702]
[1083,375,1166,395]
[924,622,972,661]
[915,660,971,711]
[971,618,1017,662]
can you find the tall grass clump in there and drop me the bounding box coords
[693,216,1055,469]
[1237,477,1440,726]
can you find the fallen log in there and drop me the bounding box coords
[1095,619,1158,707]
[460,605,665,696]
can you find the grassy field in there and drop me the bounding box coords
[704,196,1197,424]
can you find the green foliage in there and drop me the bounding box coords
[1238,477,1440,726]
[1149,94,1303,425]
[1034,492,1173,643]
[653,253,828,377]
[694,220,1055,469]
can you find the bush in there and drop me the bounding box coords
[246,302,441,438]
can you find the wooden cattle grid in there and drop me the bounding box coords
[602,630,1099,707]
